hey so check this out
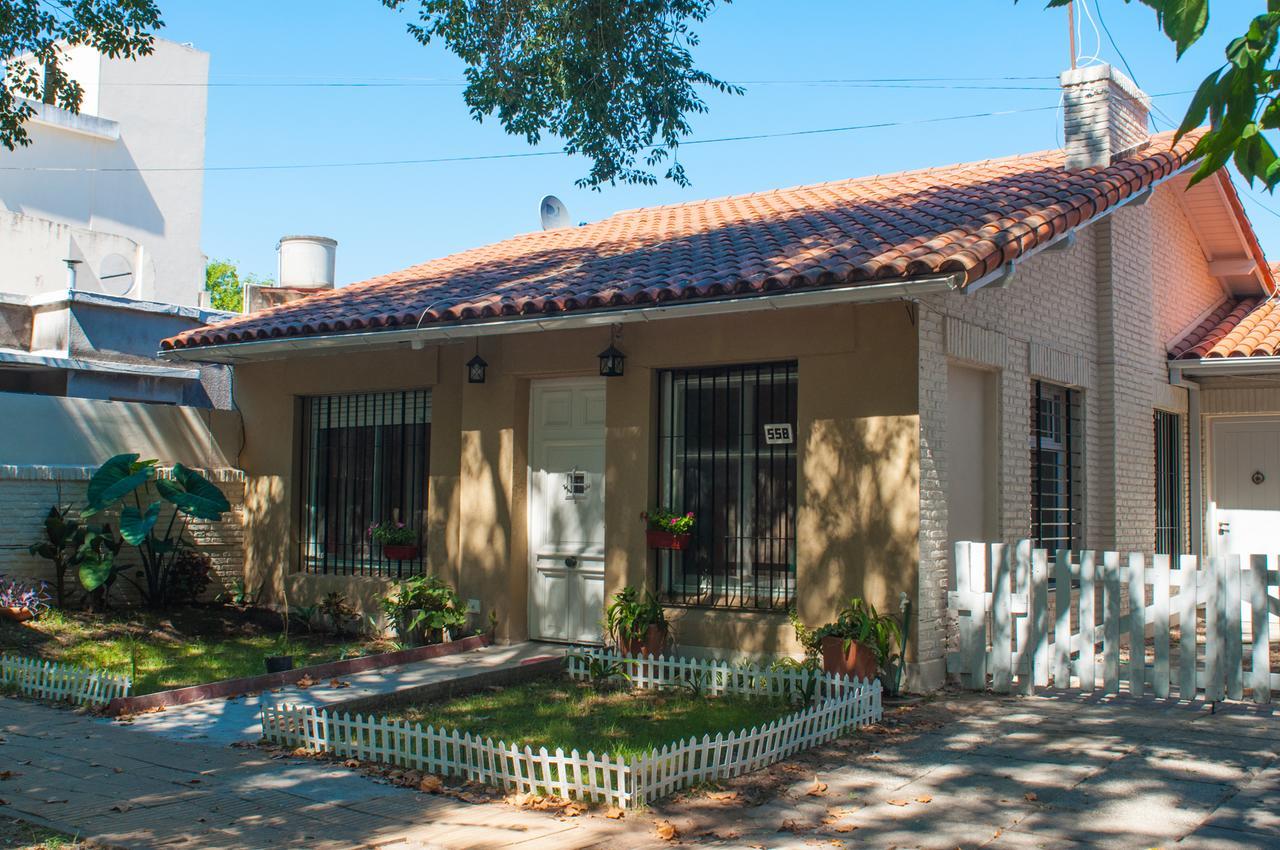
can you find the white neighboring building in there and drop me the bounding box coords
[0,38,233,407]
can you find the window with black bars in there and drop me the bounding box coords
[657,362,797,610]
[1030,380,1083,550]
[299,390,431,577]
[1154,410,1184,555]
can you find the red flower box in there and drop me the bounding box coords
[646,530,692,551]
[383,544,420,561]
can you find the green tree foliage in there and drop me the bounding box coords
[381,0,740,188]
[1,0,162,150]
[204,259,272,312]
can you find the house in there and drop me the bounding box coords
[0,39,243,591]
[161,63,1274,690]
[0,37,232,407]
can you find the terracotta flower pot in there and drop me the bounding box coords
[620,623,669,659]
[820,634,878,681]
[0,606,34,623]
[646,530,692,550]
[383,544,420,561]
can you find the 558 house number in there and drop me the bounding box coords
[763,423,794,445]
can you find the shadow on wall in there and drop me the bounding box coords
[800,413,919,652]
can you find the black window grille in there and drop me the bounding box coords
[1154,410,1184,555]
[1030,380,1082,550]
[657,362,797,610]
[299,390,431,577]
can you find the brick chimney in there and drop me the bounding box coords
[1060,63,1151,170]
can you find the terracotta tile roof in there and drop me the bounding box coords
[165,129,1204,351]
[1170,296,1280,359]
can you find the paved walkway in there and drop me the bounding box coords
[118,642,563,745]
[1,691,1277,849]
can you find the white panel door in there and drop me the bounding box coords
[528,378,607,644]
[1211,418,1280,557]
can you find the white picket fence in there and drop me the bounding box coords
[0,654,132,706]
[948,541,1280,703]
[261,650,882,808]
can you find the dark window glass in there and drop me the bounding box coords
[1030,380,1082,550]
[657,362,797,610]
[1154,410,1184,555]
[300,390,431,576]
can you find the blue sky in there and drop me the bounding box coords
[159,0,1280,285]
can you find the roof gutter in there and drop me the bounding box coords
[159,271,965,364]
[1168,356,1280,378]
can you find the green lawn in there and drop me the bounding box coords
[0,607,382,695]
[385,678,796,759]
[0,816,80,850]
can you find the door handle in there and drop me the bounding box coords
[1218,521,1231,536]
[565,556,578,568]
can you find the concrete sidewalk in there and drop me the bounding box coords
[117,641,564,745]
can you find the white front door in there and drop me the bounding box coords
[528,378,607,643]
[1211,417,1280,557]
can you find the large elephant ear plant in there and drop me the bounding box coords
[82,454,230,608]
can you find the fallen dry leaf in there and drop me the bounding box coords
[295,675,316,689]
[343,758,360,769]
[832,824,858,833]
[0,771,17,780]
[915,794,932,804]
[110,802,132,813]
[1024,791,1039,802]
[655,820,679,841]
[705,790,738,802]
[887,799,909,807]
[603,806,624,819]
[419,775,443,793]
[779,819,808,833]
[290,747,310,758]
[562,802,587,817]
[807,780,829,797]
[329,678,350,688]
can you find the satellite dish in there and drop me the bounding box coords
[540,195,572,230]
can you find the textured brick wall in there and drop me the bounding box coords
[0,465,245,603]
[1061,64,1151,169]
[913,183,1222,688]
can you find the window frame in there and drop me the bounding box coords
[1030,380,1083,551]
[297,388,431,577]
[1154,409,1184,555]
[655,361,798,611]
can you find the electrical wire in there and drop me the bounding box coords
[100,75,1061,89]
[1092,0,1180,130]
[0,102,1068,173]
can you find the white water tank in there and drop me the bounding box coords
[277,235,337,288]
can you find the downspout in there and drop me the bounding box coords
[1169,366,1204,558]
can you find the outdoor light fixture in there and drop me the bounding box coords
[466,339,488,384]
[597,325,625,378]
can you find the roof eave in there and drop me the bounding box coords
[159,271,967,365]
[1169,356,1280,377]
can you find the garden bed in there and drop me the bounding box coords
[262,650,883,808]
[382,677,796,760]
[0,605,388,695]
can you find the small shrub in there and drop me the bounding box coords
[320,591,359,636]
[165,549,213,605]
[0,575,52,619]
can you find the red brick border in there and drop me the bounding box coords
[105,634,490,716]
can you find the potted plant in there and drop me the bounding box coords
[642,509,695,550]
[379,576,466,647]
[369,519,419,560]
[0,576,52,623]
[806,597,903,682]
[604,586,669,658]
[265,636,295,674]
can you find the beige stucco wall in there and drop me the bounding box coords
[232,302,921,661]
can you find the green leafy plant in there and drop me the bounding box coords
[27,504,86,607]
[570,653,632,691]
[368,519,417,546]
[294,604,319,634]
[809,597,903,674]
[771,655,822,707]
[379,576,466,644]
[603,586,668,646]
[165,548,213,606]
[642,508,695,535]
[76,523,125,611]
[81,454,230,609]
[217,578,256,606]
[319,591,358,637]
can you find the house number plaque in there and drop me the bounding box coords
[763,423,794,446]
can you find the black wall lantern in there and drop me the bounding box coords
[466,338,488,384]
[597,325,625,378]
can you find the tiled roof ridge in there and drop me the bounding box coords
[166,128,1203,352]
